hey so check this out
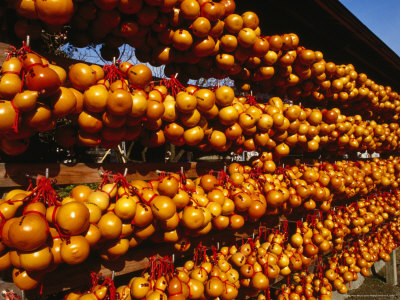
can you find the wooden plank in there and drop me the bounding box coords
[0,162,226,188]
[386,249,398,285]
[0,42,9,66]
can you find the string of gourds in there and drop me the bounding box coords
[62,189,400,299]
[6,0,400,122]
[1,154,400,292]
[1,48,400,156]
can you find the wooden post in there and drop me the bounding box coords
[0,42,11,65]
[386,249,397,285]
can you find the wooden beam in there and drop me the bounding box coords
[0,162,226,188]
[0,158,339,189]
[315,0,400,68]
[0,42,9,65]
[385,249,398,285]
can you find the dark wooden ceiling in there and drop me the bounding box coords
[236,0,400,90]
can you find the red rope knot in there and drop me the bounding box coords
[211,245,218,265]
[178,169,187,188]
[281,219,289,240]
[89,272,116,300]
[296,220,303,231]
[245,94,262,109]
[316,254,324,281]
[248,237,256,251]
[0,210,6,239]
[20,41,32,55]
[306,214,318,228]
[112,173,132,201]
[99,170,113,188]
[258,225,267,241]
[120,23,131,35]
[21,177,62,210]
[5,41,34,63]
[217,170,229,185]
[208,169,215,176]
[129,186,147,207]
[2,291,21,300]
[165,255,175,275]
[103,277,116,300]
[103,63,128,87]
[90,272,101,292]
[210,84,219,92]
[145,255,175,281]
[275,167,286,175]
[193,242,208,266]
[159,171,166,180]
[163,75,185,98]
[5,46,18,61]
